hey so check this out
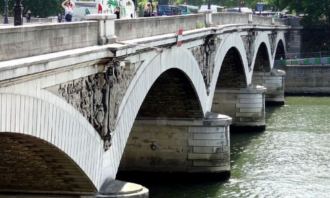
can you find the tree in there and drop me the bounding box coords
[267,0,330,25]
[0,0,62,18]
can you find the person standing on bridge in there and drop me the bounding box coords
[143,2,152,17]
[62,0,75,22]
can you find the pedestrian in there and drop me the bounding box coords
[57,13,63,23]
[26,10,32,23]
[61,0,75,22]
[143,2,152,17]
[114,7,120,19]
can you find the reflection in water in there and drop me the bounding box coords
[125,97,330,198]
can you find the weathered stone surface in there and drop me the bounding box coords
[285,65,330,94]
[120,115,231,174]
[0,22,98,61]
[98,180,149,198]
[212,87,266,127]
[47,59,137,148]
[137,69,204,118]
[241,31,257,67]
[252,70,285,103]
[0,133,95,193]
[190,35,221,89]
[216,48,247,88]
[254,43,271,72]
[268,31,278,56]
[48,72,110,140]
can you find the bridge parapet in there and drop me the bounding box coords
[0,13,288,62]
[115,14,206,41]
[0,21,98,62]
[212,13,250,25]
[114,13,287,41]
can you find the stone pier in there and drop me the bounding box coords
[212,86,266,130]
[119,113,231,176]
[252,69,286,105]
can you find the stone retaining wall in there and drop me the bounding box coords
[285,65,330,94]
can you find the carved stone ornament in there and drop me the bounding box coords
[268,32,277,57]
[47,58,137,150]
[242,31,257,67]
[190,35,220,93]
[55,73,109,138]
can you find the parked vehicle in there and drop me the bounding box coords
[226,7,253,14]
[157,5,181,16]
[178,4,198,15]
[199,5,224,13]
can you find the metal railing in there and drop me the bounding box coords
[275,51,330,66]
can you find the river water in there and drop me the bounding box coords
[135,97,330,198]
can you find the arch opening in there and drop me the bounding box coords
[0,133,96,194]
[274,40,286,69]
[136,68,204,119]
[118,68,204,174]
[254,43,271,72]
[275,40,286,60]
[216,47,247,89]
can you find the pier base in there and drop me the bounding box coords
[212,86,266,130]
[98,180,149,198]
[119,113,232,176]
[253,69,286,105]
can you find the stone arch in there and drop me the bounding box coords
[253,42,271,72]
[209,33,249,107]
[274,39,286,59]
[250,32,273,74]
[0,132,95,193]
[272,32,287,68]
[216,47,247,89]
[274,32,287,57]
[101,47,208,182]
[137,68,204,119]
[0,93,103,192]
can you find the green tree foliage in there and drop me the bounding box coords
[267,0,330,25]
[0,0,62,18]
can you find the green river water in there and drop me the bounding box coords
[136,97,330,198]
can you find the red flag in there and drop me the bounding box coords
[98,3,103,13]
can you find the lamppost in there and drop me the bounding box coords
[3,0,8,24]
[14,0,23,26]
[238,0,241,12]
[208,0,211,10]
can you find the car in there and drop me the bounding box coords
[226,7,253,14]
[199,5,224,13]
[157,5,181,16]
[178,4,198,15]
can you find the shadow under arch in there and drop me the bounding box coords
[0,132,96,194]
[137,68,204,119]
[117,68,206,180]
[275,40,286,60]
[273,39,286,70]
[216,47,247,89]
[103,47,209,182]
[253,42,271,73]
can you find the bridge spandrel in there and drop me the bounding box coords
[190,35,221,88]
[46,59,139,149]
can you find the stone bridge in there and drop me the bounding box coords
[0,12,288,196]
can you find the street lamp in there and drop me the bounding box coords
[14,0,23,26]
[238,0,241,12]
[3,0,8,24]
[208,0,211,10]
